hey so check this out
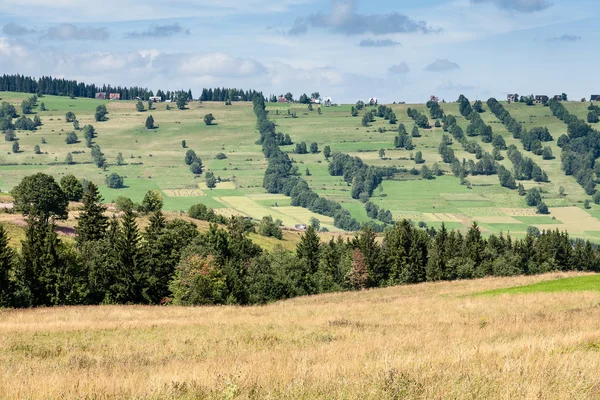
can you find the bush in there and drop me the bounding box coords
[204,114,215,125]
[190,161,203,175]
[60,175,84,201]
[215,152,227,160]
[105,173,124,189]
[4,130,16,141]
[65,131,78,144]
[188,203,227,224]
[258,216,283,239]
[145,115,155,129]
[170,255,226,305]
[114,196,134,213]
[95,105,108,122]
[185,149,197,165]
[537,202,549,215]
[141,190,163,213]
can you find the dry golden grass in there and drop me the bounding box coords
[2,272,600,399]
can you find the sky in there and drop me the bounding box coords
[0,0,597,103]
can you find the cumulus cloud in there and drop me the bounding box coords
[470,0,552,12]
[547,34,582,42]
[388,62,410,75]
[359,39,401,48]
[289,0,438,36]
[44,24,109,41]
[424,59,460,72]
[2,22,36,36]
[125,23,190,38]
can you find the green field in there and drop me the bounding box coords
[477,274,600,295]
[2,92,600,237]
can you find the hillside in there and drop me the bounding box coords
[1,92,599,239]
[1,273,600,399]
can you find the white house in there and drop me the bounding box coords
[323,97,332,107]
[149,96,162,102]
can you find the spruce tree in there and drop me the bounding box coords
[76,182,108,244]
[113,211,149,303]
[0,224,13,307]
[296,225,321,293]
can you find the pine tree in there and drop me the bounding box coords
[20,219,61,306]
[296,225,321,294]
[113,211,149,303]
[0,224,13,307]
[76,182,108,244]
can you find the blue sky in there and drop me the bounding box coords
[0,0,597,103]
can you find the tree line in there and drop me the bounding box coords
[0,74,265,103]
[548,99,599,195]
[254,95,361,231]
[435,100,548,194]
[199,88,263,102]
[487,98,554,160]
[2,173,600,308]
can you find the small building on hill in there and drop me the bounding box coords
[553,95,563,101]
[277,96,288,103]
[310,98,321,104]
[430,95,440,103]
[149,96,162,102]
[323,97,332,107]
[591,95,600,101]
[294,224,307,231]
[535,95,549,104]
[109,93,121,100]
[95,92,107,100]
[507,94,518,102]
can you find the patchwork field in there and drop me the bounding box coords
[2,272,600,399]
[1,92,600,239]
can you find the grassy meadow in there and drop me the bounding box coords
[1,91,600,241]
[2,272,600,399]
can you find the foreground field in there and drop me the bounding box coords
[2,272,600,399]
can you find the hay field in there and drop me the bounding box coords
[2,272,600,399]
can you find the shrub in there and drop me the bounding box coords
[141,190,163,213]
[190,161,203,175]
[258,216,283,239]
[105,173,124,189]
[215,152,227,160]
[185,149,197,165]
[60,175,84,201]
[114,196,134,212]
[170,255,227,305]
[204,114,215,125]
[145,115,155,129]
[65,131,78,144]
